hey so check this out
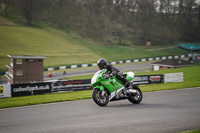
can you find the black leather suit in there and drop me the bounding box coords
[106,64,128,84]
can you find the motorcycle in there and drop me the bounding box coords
[91,69,143,106]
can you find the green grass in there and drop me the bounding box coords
[182,129,200,133]
[0,16,189,72]
[0,63,199,109]
[0,26,101,70]
[75,38,189,62]
[0,90,92,109]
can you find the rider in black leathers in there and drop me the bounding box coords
[97,58,130,88]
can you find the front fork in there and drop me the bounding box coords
[94,85,104,91]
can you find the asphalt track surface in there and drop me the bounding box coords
[0,87,200,133]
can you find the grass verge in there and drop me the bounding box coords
[0,90,92,109]
[181,129,200,133]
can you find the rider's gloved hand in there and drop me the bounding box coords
[109,73,114,77]
[104,73,111,78]
[105,74,111,78]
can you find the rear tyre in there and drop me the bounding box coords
[92,88,109,106]
[128,85,143,104]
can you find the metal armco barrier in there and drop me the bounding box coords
[52,79,92,92]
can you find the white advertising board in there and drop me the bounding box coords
[0,84,11,98]
[164,72,184,83]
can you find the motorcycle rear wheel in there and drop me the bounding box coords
[128,85,143,104]
[92,88,109,106]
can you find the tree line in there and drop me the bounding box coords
[0,0,200,46]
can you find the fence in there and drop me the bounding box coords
[0,72,183,98]
[44,54,190,71]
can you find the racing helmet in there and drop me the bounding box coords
[97,58,107,70]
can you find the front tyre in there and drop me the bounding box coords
[92,88,109,106]
[128,85,143,104]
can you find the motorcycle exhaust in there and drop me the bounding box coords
[126,89,137,95]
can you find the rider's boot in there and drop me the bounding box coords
[125,81,131,89]
[124,82,138,95]
[123,81,132,94]
[120,77,132,93]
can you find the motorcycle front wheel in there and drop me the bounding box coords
[92,88,109,106]
[128,85,143,104]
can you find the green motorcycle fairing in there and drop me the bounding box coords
[91,69,135,100]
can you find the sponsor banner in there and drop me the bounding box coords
[132,75,149,85]
[133,76,148,81]
[53,79,92,92]
[132,75,164,85]
[149,75,164,83]
[11,82,52,97]
[132,81,149,85]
